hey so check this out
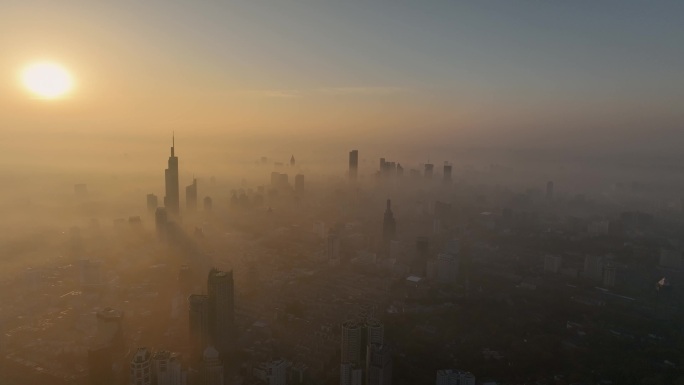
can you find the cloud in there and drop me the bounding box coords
[317,86,403,96]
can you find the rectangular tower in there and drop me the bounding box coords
[349,150,358,181]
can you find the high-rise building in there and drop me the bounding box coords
[424,163,434,179]
[88,345,115,385]
[189,294,210,361]
[130,347,153,385]
[203,196,213,211]
[340,363,364,385]
[147,194,159,213]
[349,150,358,181]
[202,347,224,385]
[207,268,235,359]
[382,199,397,256]
[155,208,168,240]
[367,344,392,385]
[341,320,364,366]
[341,318,387,385]
[152,351,186,385]
[254,359,289,385]
[164,135,180,216]
[546,181,554,200]
[186,178,198,211]
[396,163,404,177]
[295,174,305,194]
[435,370,475,385]
[443,163,452,184]
[290,155,296,167]
[80,259,102,290]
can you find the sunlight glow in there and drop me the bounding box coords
[21,62,74,99]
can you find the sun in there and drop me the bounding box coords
[21,62,74,99]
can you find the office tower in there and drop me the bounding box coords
[349,150,359,181]
[341,321,363,365]
[546,181,554,200]
[544,255,562,273]
[203,196,213,211]
[366,319,384,346]
[186,178,198,211]
[130,347,153,385]
[340,363,364,385]
[396,163,404,177]
[295,174,305,194]
[443,163,452,184]
[584,255,604,282]
[164,135,180,216]
[382,200,397,256]
[379,158,386,173]
[290,155,296,167]
[435,370,475,385]
[327,232,341,266]
[424,163,434,179]
[147,194,159,213]
[367,344,392,385]
[207,268,235,359]
[155,208,168,240]
[189,294,210,361]
[178,265,192,295]
[202,347,224,385]
[152,351,186,385]
[254,359,289,385]
[97,308,124,353]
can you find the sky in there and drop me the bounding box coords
[1,1,684,159]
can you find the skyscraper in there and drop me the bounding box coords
[295,174,305,194]
[546,180,554,200]
[382,200,397,256]
[207,268,235,359]
[186,178,198,211]
[189,294,210,361]
[202,347,224,385]
[424,163,434,179]
[349,150,358,181]
[147,194,158,213]
[152,351,186,385]
[290,155,296,167]
[203,196,213,211]
[155,207,168,240]
[366,344,392,385]
[130,347,152,385]
[443,163,452,184]
[164,135,180,216]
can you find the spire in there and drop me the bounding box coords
[171,132,175,157]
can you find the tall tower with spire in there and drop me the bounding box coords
[164,134,180,216]
[290,155,295,167]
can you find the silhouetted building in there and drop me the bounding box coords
[290,155,295,167]
[207,268,235,360]
[295,174,305,194]
[130,347,152,385]
[202,347,224,385]
[186,178,198,211]
[271,172,289,190]
[189,294,210,361]
[147,194,158,213]
[382,200,397,256]
[584,255,604,282]
[349,150,358,181]
[366,344,391,385]
[203,196,213,211]
[155,208,168,240]
[396,163,404,177]
[424,163,434,179]
[546,181,554,200]
[152,350,186,385]
[443,163,452,184]
[164,135,180,216]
